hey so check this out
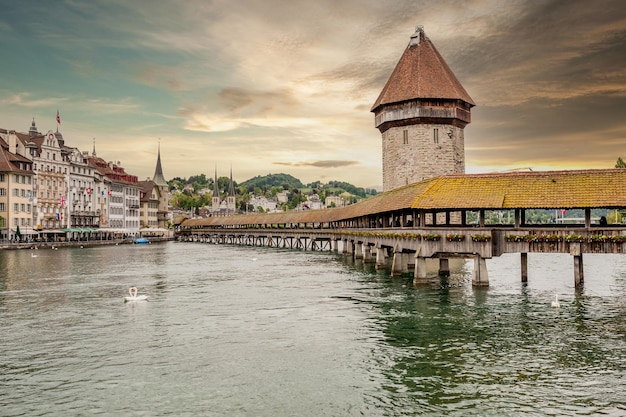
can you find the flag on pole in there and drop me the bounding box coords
[56,110,61,124]
[60,195,66,206]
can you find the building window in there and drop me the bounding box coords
[434,128,439,144]
[0,188,6,196]
[403,129,408,144]
[0,203,5,211]
[0,174,4,182]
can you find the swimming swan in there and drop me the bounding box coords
[124,287,148,302]
[551,294,560,308]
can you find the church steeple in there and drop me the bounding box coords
[212,166,220,213]
[213,166,219,198]
[227,165,236,213]
[372,26,475,191]
[28,117,39,138]
[228,166,235,197]
[153,142,168,187]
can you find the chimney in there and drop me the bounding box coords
[8,130,18,154]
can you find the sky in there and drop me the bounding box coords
[1,0,625,190]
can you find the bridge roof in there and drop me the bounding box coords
[411,169,626,210]
[180,169,626,228]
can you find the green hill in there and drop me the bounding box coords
[239,173,304,190]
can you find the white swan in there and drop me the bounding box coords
[551,294,560,308]
[124,287,148,302]
[31,252,38,258]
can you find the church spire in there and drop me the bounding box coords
[29,117,39,138]
[213,166,219,198]
[228,165,235,197]
[152,141,168,187]
[227,165,236,213]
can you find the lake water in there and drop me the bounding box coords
[1,241,626,416]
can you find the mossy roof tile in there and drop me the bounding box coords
[181,169,626,228]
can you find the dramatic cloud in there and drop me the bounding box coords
[273,160,360,168]
[0,0,625,189]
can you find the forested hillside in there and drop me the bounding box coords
[168,173,378,211]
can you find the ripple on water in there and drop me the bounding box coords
[1,243,626,416]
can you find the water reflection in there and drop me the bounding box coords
[2,243,626,416]
[345,252,626,416]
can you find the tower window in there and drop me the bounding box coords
[403,129,408,144]
[433,128,439,144]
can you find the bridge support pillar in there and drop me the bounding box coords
[354,242,363,260]
[391,250,405,277]
[332,239,338,252]
[574,254,584,287]
[472,256,489,287]
[570,243,584,288]
[521,253,528,282]
[345,240,353,256]
[413,257,428,285]
[438,258,450,277]
[363,245,374,263]
[375,247,387,270]
[402,253,409,274]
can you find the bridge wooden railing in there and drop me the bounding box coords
[177,226,626,257]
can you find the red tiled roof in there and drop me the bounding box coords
[0,137,33,174]
[371,28,475,112]
[86,155,139,185]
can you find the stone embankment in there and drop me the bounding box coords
[0,236,174,251]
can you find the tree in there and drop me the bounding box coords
[616,157,626,168]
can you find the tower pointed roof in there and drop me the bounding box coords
[153,142,168,187]
[213,166,219,198]
[228,166,235,196]
[371,26,475,113]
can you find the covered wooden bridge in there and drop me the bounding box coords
[177,169,626,287]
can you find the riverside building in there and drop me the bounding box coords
[0,118,169,240]
[0,132,35,241]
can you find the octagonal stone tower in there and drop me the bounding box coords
[371,26,475,191]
